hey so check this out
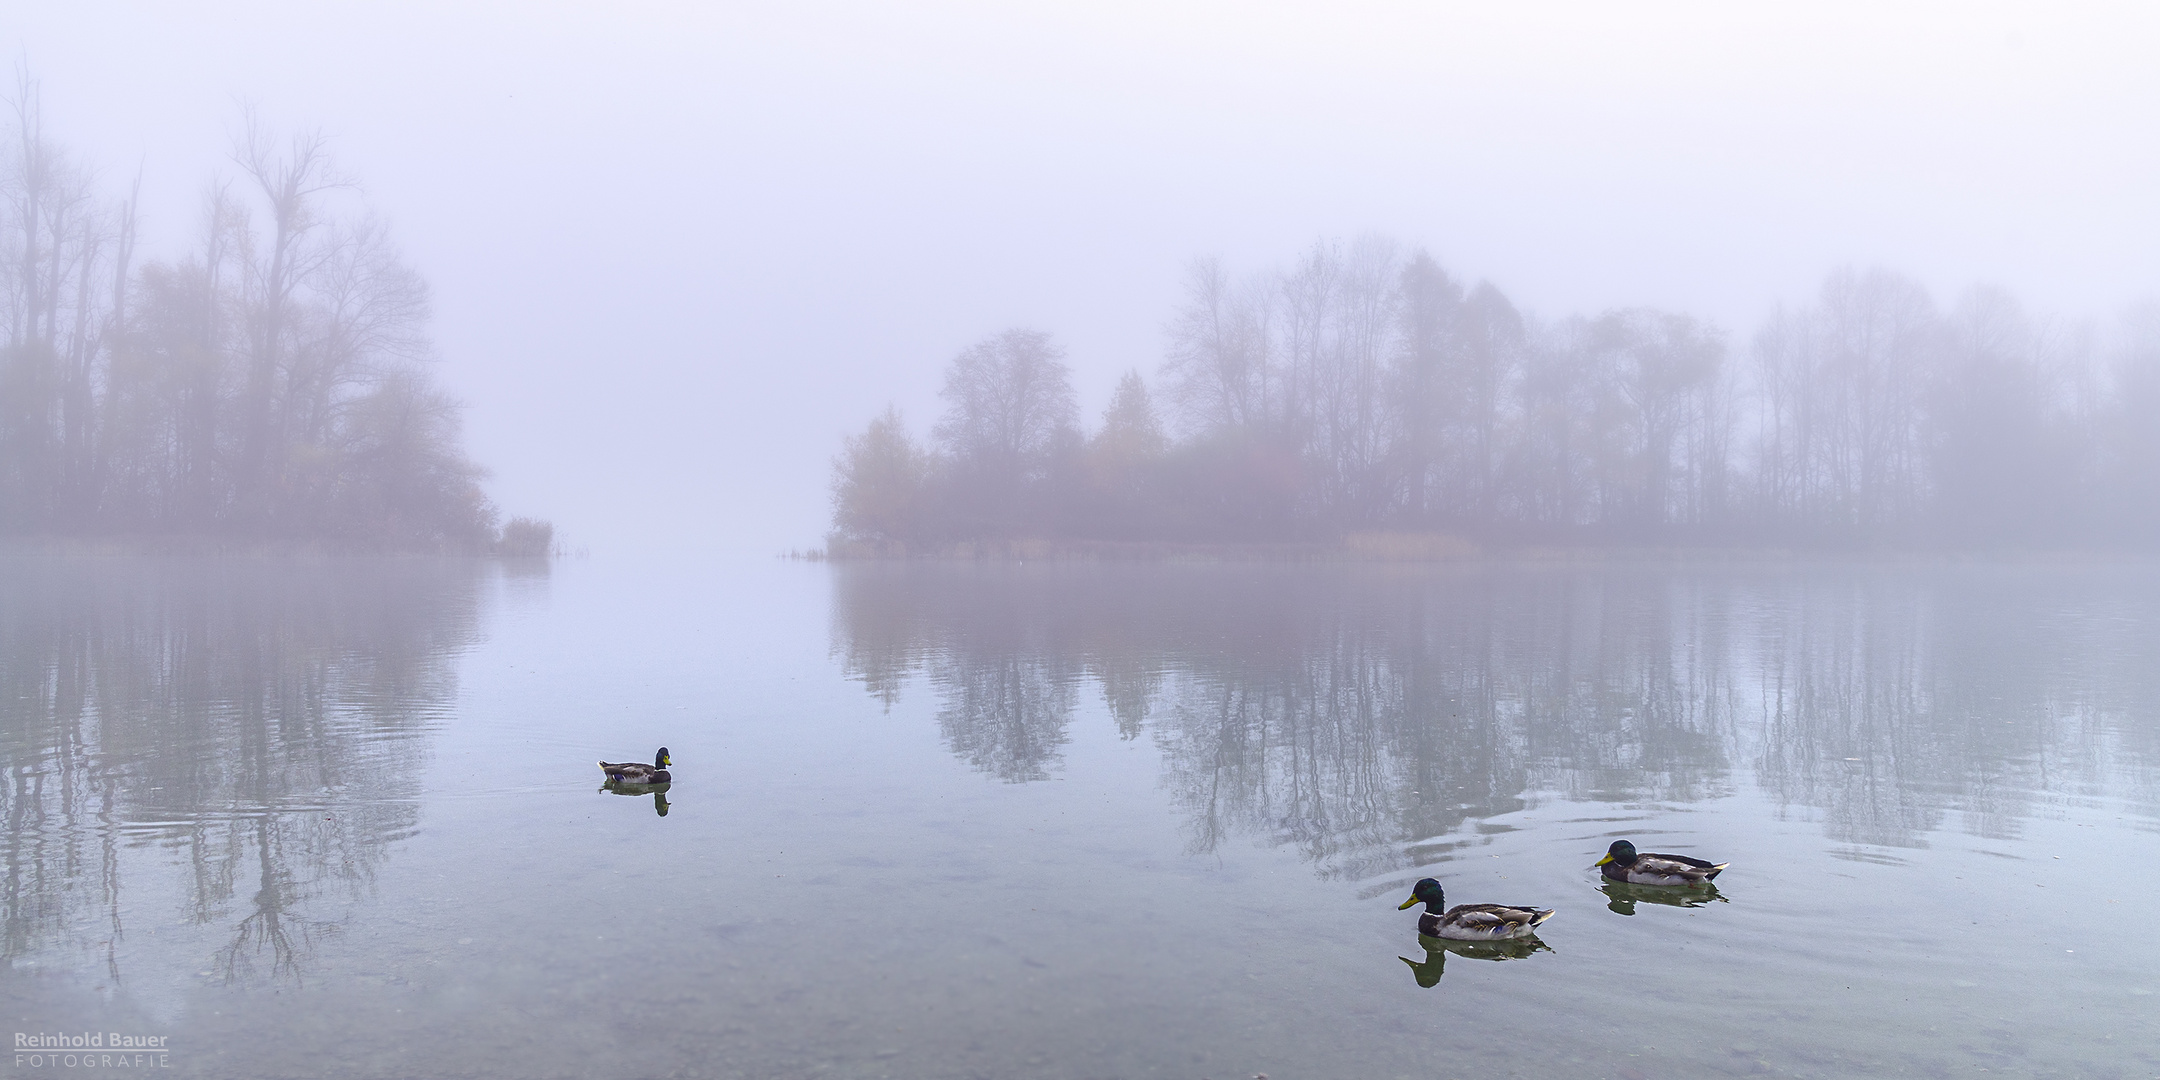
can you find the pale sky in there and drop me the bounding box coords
[11,1,2158,553]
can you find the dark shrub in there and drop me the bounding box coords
[497,517,555,557]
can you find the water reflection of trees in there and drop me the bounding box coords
[1753,569,2160,846]
[832,564,2160,877]
[0,558,487,985]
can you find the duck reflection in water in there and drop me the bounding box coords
[1599,880,1725,915]
[1398,935,1552,988]
[600,779,672,816]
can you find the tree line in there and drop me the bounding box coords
[1,81,538,552]
[833,236,2160,552]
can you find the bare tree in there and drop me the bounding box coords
[1595,309,1726,533]
[1816,268,1936,538]
[1745,269,1937,544]
[1748,303,1812,531]
[1512,314,1601,530]
[1319,235,1399,523]
[1277,240,1338,458]
[1162,257,1273,435]
[1928,286,2084,544]
[2,72,111,528]
[1390,250,1463,523]
[0,92,496,549]
[2099,302,2160,542]
[230,114,348,524]
[933,328,1078,533]
[1456,282,1525,525]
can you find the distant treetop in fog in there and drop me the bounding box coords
[0,82,527,552]
[833,239,2160,554]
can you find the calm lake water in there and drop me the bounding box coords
[4,555,2157,1079]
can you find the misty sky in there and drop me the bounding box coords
[12,2,2159,555]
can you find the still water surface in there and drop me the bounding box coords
[3,556,2157,1079]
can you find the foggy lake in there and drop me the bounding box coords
[5,554,2156,1079]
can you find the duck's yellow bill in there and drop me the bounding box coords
[1397,896,1419,910]
[1594,854,1614,867]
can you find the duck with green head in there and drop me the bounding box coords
[1594,839,1727,886]
[1396,877,1555,941]
[600,747,672,785]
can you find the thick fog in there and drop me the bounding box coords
[8,3,2160,554]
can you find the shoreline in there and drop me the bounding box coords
[809,532,2160,565]
[0,534,535,558]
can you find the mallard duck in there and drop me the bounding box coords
[1595,839,1727,886]
[599,747,671,785]
[1396,878,1556,941]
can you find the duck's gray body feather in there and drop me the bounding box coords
[1603,852,1727,886]
[1419,903,1556,941]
